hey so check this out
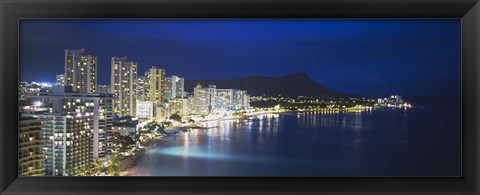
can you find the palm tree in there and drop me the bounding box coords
[105,154,121,176]
[72,167,80,176]
[91,159,104,175]
[79,166,90,176]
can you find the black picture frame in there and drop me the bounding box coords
[1,0,479,194]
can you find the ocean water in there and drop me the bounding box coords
[131,101,461,176]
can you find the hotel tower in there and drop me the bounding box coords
[145,66,166,104]
[111,57,137,117]
[64,49,97,93]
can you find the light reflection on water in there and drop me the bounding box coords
[131,107,460,176]
[148,145,281,163]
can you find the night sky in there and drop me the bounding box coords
[20,19,461,97]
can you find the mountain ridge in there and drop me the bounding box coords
[185,72,343,97]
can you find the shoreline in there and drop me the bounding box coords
[119,136,162,176]
[119,106,390,175]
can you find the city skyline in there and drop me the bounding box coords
[17,19,461,177]
[20,19,460,97]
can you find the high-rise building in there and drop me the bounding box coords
[136,76,147,102]
[26,86,114,159]
[193,84,250,114]
[111,57,137,117]
[234,90,250,110]
[193,84,216,115]
[164,76,185,100]
[169,98,189,117]
[56,74,65,86]
[186,96,195,115]
[215,89,235,111]
[213,89,250,111]
[97,85,111,94]
[64,49,97,93]
[164,77,172,101]
[22,113,92,176]
[18,117,45,176]
[145,66,166,104]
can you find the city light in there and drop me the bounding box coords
[33,101,42,107]
[18,47,415,177]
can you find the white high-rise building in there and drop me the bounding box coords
[64,49,97,93]
[169,98,189,117]
[22,113,93,176]
[193,85,250,114]
[164,76,185,100]
[194,84,216,115]
[111,57,137,117]
[214,89,250,111]
[26,86,114,159]
[215,89,235,111]
[234,90,250,110]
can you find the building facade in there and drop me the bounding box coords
[186,96,195,115]
[64,49,97,93]
[214,89,235,111]
[145,66,166,104]
[26,86,114,159]
[169,98,189,117]
[136,76,147,102]
[23,113,93,176]
[56,74,65,86]
[136,101,157,119]
[164,76,185,100]
[193,84,216,115]
[18,117,45,176]
[193,85,250,115]
[111,57,137,117]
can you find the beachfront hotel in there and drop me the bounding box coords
[194,84,216,115]
[111,57,138,117]
[64,49,97,93]
[25,86,114,159]
[234,90,250,110]
[18,117,45,176]
[194,84,250,115]
[215,89,236,111]
[214,89,250,111]
[169,98,191,116]
[22,113,93,176]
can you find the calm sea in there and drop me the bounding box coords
[131,100,461,176]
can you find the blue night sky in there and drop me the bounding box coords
[20,19,461,97]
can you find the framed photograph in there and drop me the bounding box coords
[1,0,479,194]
